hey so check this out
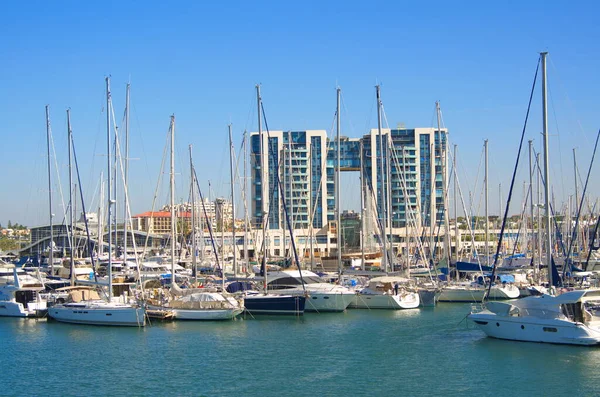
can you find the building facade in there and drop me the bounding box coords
[250,128,448,240]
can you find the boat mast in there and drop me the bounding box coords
[360,140,366,271]
[243,131,249,270]
[229,124,237,275]
[288,131,293,260]
[376,85,388,273]
[169,115,176,285]
[67,108,75,286]
[528,140,535,276]
[336,87,342,277]
[453,144,458,264]
[402,146,409,271]
[257,84,268,292]
[45,105,54,276]
[573,148,579,255]
[190,144,197,284]
[98,174,104,258]
[541,52,553,287]
[123,83,130,263]
[536,152,542,274]
[437,101,450,267]
[106,77,114,301]
[484,139,489,266]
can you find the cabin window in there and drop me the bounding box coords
[474,321,488,325]
[543,327,558,333]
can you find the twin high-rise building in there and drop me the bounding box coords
[250,127,448,239]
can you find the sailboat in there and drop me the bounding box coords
[349,85,421,310]
[468,52,600,345]
[150,115,244,321]
[236,86,306,315]
[438,140,520,303]
[48,78,146,327]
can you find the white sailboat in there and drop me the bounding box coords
[154,115,243,321]
[468,52,600,345]
[349,276,420,309]
[48,78,146,327]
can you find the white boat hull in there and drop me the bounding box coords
[305,292,356,312]
[0,300,47,318]
[48,301,145,326]
[468,310,600,346]
[438,285,520,302]
[349,292,420,309]
[172,307,243,320]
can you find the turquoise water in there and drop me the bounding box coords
[2,304,600,396]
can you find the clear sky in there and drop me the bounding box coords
[1,1,599,228]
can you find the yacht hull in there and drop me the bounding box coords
[438,285,520,302]
[303,292,355,312]
[244,295,305,315]
[0,301,47,318]
[468,311,600,346]
[48,302,145,326]
[349,292,420,309]
[172,308,243,320]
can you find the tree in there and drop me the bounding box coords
[7,220,11,229]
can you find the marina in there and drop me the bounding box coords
[2,2,600,396]
[3,304,600,396]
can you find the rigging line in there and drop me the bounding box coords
[71,133,98,282]
[508,181,533,259]
[112,115,145,292]
[340,90,357,137]
[548,57,590,146]
[531,147,568,260]
[485,56,541,302]
[49,123,68,227]
[563,128,600,275]
[193,166,222,274]
[131,102,154,190]
[141,124,171,258]
[261,102,306,290]
[548,82,567,204]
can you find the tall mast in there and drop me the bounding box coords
[67,109,75,286]
[536,152,542,274]
[376,85,388,273]
[257,84,267,292]
[282,136,286,260]
[169,115,176,284]
[123,83,130,263]
[106,77,114,301]
[484,139,489,266]
[243,131,249,269]
[437,101,450,264]
[189,144,197,283]
[386,129,393,269]
[402,146,409,271]
[573,148,579,255]
[45,105,54,276]
[288,131,293,258]
[98,175,104,258]
[360,140,366,271]
[528,140,535,275]
[229,124,237,275]
[336,87,342,277]
[453,144,458,263]
[541,52,552,286]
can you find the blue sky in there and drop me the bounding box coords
[1,1,599,228]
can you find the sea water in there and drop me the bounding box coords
[2,303,599,396]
